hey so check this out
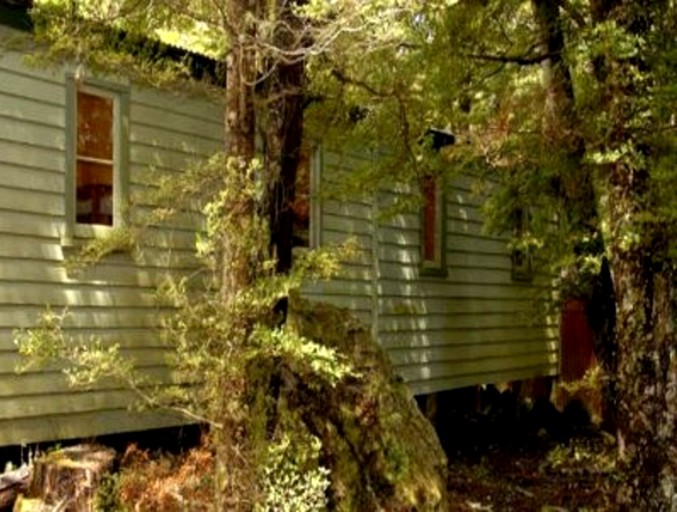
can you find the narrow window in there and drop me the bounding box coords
[421,175,446,274]
[63,75,129,245]
[76,90,114,226]
[292,147,311,248]
[291,144,320,250]
[511,207,533,281]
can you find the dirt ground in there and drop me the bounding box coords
[446,433,620,511]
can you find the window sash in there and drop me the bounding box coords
[77,89,114,161]
[291,145,322,254]
[422,176,438,262]
[76,155,114,166]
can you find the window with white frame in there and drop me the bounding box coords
[63,75,129,244]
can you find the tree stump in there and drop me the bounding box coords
[25,445,115,512]
[286,297,449,511]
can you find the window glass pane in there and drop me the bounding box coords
[292,148,311,247]
[423,176,437,262]
[76,160,113,226]
[514,207,524,237]
[77,91,113,160]
[511,207,533,281]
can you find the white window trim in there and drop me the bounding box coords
[62,74,130,246]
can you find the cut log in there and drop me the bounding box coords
[26,445,115,512]
[0,466,29,511]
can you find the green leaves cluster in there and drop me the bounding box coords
[257,429,330,512]
[14,308,137,390]
[15,149,360,508]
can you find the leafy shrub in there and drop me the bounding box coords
[258,430,330,512]
[14,155,357,509]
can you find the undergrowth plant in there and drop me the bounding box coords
[15,154,357,511]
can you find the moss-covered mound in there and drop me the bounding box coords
[287,297,448,511]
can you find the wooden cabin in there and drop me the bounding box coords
[0,2,558,447]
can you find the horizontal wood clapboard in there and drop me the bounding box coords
[0,23,558,447]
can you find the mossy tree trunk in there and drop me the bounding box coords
[217,2,263,508]
[287,298,449,511]
[591,1,677,507]
[608,164,677,509]
[222,0,259,301]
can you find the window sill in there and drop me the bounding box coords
[420,264,448,278]
[511,250,534,282]
[511,270,534,282]
[61,224,115,247]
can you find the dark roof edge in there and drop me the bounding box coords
[0,2,33,32]
[0,1,224,86]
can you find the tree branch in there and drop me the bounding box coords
[330,67,391,97]
[464,51,560,65]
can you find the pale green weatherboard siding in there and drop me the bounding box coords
[0,25,556,447]
[299,147,376,327]
[301,150,559,396]
[376,181,558,395]
[0,30,223,446]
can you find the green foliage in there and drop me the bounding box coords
[94,473,124,512]
[14,307,67,369]
[15,150,359,507]
[14,308,139,390]
[64,226,137,274]
[28,0,225,97]
[253,325,354,387]
[257,427,330,512]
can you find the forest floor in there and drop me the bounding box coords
[446,432,620,511]
[3,389,621,511]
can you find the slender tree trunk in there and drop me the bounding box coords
[532,0,618,428]
[266,57,305,277]
[255,0,306,439]
[215,2,264,509]
[263,3,306,278]
[223,0,259,303]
